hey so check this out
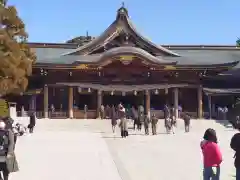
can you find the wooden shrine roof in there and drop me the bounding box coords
[27,6,240,70]
[203,88,240,96]
[56,83,196,91]
[32,47,240,69]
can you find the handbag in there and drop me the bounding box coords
[6,154,19,172]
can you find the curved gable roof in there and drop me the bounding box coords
[62,6,179,57]
[94,46,177,65]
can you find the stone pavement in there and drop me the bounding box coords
[10,119,237,180]
[11,121,122,180]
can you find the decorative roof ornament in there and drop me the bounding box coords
[117,1,128,17]
[76,64,88,69]
[121,1,125,8]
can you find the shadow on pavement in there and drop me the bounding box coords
[214,119,233,128]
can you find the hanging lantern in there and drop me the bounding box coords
[165,88,168,94]
[88,88,91,93]
[78,87,82,93]
[134,90,137,96]
[122,92,126,96]
[155,89,159,95]
[111,91,114,96]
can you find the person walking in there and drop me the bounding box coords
[143,114,150,135]
[110,105,117,133]
[201,128,222,180]
[151,114,158,135]
[0,120,19,180]
[100,104,105,119]
[138,112,144,131]
[182,112,191,133]
[118,107,128,138]
[230,123,240,180]
[170,107,176,133]
[164,104,170,130]
[84,104,88,119]
[131,106,138,130]
[28,112,36,133]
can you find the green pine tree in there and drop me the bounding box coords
[0,0,36,96]
[236,38,240,47]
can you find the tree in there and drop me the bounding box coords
[236,38,240,47]
[0,0,36,96]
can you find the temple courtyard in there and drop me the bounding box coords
[10,119,236,180]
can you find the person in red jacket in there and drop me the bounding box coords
[200,128,222,180]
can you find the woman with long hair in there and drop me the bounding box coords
[201,128,222,180]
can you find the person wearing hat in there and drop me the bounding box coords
[118,107,128,138]
[0,120,18,180]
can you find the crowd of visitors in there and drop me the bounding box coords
[104,103,191,137]
[3,102,240,180]
[102,102,240,180]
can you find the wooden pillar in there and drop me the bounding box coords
[30,95,36,112]
[208,95,212,119]
[97,90,102,118]
[197,86,203,119]
[68,86,73,119]
[145,90,150,118]
[44,85,48,118]
[173,88,178,119]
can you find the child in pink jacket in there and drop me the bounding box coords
[201,128,222,180]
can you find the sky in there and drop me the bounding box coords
[9,0,240,45]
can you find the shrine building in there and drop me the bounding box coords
[9,6,240,119]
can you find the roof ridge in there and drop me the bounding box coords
[60,7,180,57]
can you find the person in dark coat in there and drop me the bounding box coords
[3,117,17,149]
[106,105,111,119]
[143,114,150,135]
[110,105,117,133]
[151,114,158,135]
[138,112,144,131]
[170,107,176,127]
[0,120,19,180]
[164,104,170,128]
[230,123,240,180]
[131,106,138,130]
[118,107,128,138]
[182,112,191,132]
[230,116,240,129]
[28,112,36,133]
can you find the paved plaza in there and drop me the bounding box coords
[10,118,237,180]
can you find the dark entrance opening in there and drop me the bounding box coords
[103,93,143,108]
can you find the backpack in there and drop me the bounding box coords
[0,130,9,156]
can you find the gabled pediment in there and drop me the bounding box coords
[63,6,180,57]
